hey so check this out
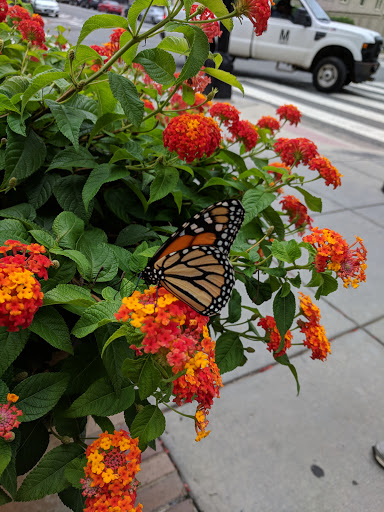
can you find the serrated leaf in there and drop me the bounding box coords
[119,31,139,66]
[29,308,73,354]
[204,67,243,94]
[50,248,91,278]
[0,328,28,377]
[45,100,87,149]
[76,242,119,283]
[0,488,11,505]
[54,174,91,222]
[275,354,300,395]
[227,289,241,323]
[16,420,50,476]
[7,112,30,136]
[242,188,275,225]
[71,302,119,338]
[47,147,97,171]
[271,240,301,264]
[262,206,285,240]
[134,48,176,85]
[116,225,157,247]
[273,289,296,352]
[292,186,322,213]
[52,211,85,249]
[65,378,134,417]
[149,165,179,204]
[130,405,165,450]
[215,332,244,374]
[59,487,85,512]
[16,443,84,502]
[43,284,95,307]
[315,273,338,299]
[65,44,102,72]
[3,127,46,187]
[100,324,132,358]
[21,71,69,112]
[199,0,233,30]
[14,373,70,422]
[0,93,20,114]
[128,0,167,30]
[158,35,189,54]
[244,276,272,305]
[108,73,144,127]
[26,173,57,209]
[92,415,115,434]
[29,229,56,249]
[63,457,86,489]
[0,438,11,478]
[77,14,128,46]
[129,241,148,273]
[200,177,244,191]
[138,357,161,400]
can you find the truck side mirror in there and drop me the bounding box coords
[293,8,312,27]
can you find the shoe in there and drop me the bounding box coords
[372,441,384,468]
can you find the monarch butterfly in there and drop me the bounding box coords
[141,199,245,316]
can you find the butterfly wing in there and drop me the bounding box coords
[153,245,235,316]
[148,199,245,267]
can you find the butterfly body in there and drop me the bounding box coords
[142,200,245,316]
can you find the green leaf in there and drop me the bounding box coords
[289,273,301,288]
[242,188,275,225]
[21,71,69,112]
[29,308,73,354]
[204,67,243,94]
[108,73,144,127]
[16,443,84,502]
[0,488,11,505]
[227,289,241,323]
[29,229,56,249]
[138,357,162,400]
[59,487,85,512]
[292,186,322,213]
[129,241,148,273]
[100,324,132,358]
[43,284,95,307]
[0,93,20,114]
[47,147,97,171]
[65,378,134,417]
[54,399,87,439]
[65,44,102,73]
[76,241,119,283]
[149,165,179,204]
[128,0,167,30]
[273,289,296,353]
[52,211,84,250]
[134,49,176,85]
[0,439,11,479]
[199,0,233,30]
[26,173,57,209]
[259,267,286,278]
[215,332,244,374]
[45,100,87,149]
[130,405,165,450]
[122,357,145,383]
[71,302,119,338]
[92,415,115,434]
[167,24,209,83]
[16,420,50,476]
[200,177,245,191]
[77,14,128,46]
[275,354,300,395]
[50,248,91,278]
[54,175,91,222]
[244,275,272,305]
[315,273,338,299]
[14,373,70,422]
[3,128,46,187]
[42,258,77,293]
[7,112,30,137]
[271,240,301,264]
[262,206,285,240]
[306,268,324,288]
[63,457,86,490]
[158,35,190,54]
[116,225,157,246]
[119,31,139,66]
[0,329,28,378]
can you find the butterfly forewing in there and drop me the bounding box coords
[154,245,235,316]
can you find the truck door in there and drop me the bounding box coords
[251,0,315,68]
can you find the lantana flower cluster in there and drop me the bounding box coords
[258,294,331,361]
[90,27,126,71]
[190,4,222,42]
[0,240,53,332]
[0,394,23,441]
[115,287,223,441]
[303,228,367,288]
[280,195,313,234]
[2,4,46,48]
[81,430,142,512]
[236,0,272,36]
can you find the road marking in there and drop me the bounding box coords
[349,81,384,93]
[242,82,384,144]
[332,91,384,112]
[245,77,384,124]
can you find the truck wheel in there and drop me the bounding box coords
[312,57,347,93]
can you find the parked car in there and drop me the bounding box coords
[97,0,123,14]
[31,0,60,16]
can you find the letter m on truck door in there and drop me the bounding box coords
[251,0,314,66]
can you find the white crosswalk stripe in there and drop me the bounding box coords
[240,77,384,145]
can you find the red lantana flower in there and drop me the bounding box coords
[258,315,292,358]
[18,19,46,47]
[308,155,342,189]
[276,104,302,126]
[32,13,44,27]
[236,0,272,36]
[0,0,8,23]
[280,195,313,234]
[298,293,331,361]
[7,5,31,24]
[274,137,319,167]
[209,102,240,126]
[163,113,221,162]
[190,4,222,43]
[256,115,280,134]
[0,394,23,441]
[229,119,259,151]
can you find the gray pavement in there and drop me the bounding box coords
[161,96,384,511]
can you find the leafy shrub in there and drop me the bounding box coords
[0,1,366,510]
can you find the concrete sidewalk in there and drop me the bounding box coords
[161,95,384,512]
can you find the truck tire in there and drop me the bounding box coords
[312,57,347,93]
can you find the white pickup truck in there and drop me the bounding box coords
[228,0,383,92]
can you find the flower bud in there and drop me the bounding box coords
[206,88,218,102]
[5,432,15,442]
[0,137,6,146]
[0,39,3,52]
[250,312,260,321]
[14,371,28,382]
[136,404,144,413]
[245,346,255,353]
[77,80,86,90]
[52,260,60,269]
[8,177,17,188]
[191,5,205,16]
[27,41,32,50]
[61,436,72,444]
[68,48,75,61]
[266,226,274,237]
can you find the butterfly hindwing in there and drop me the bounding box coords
[154,245,235,316]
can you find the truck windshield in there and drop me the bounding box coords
[304,0,330,21]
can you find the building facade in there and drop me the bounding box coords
[318,0,384,36]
